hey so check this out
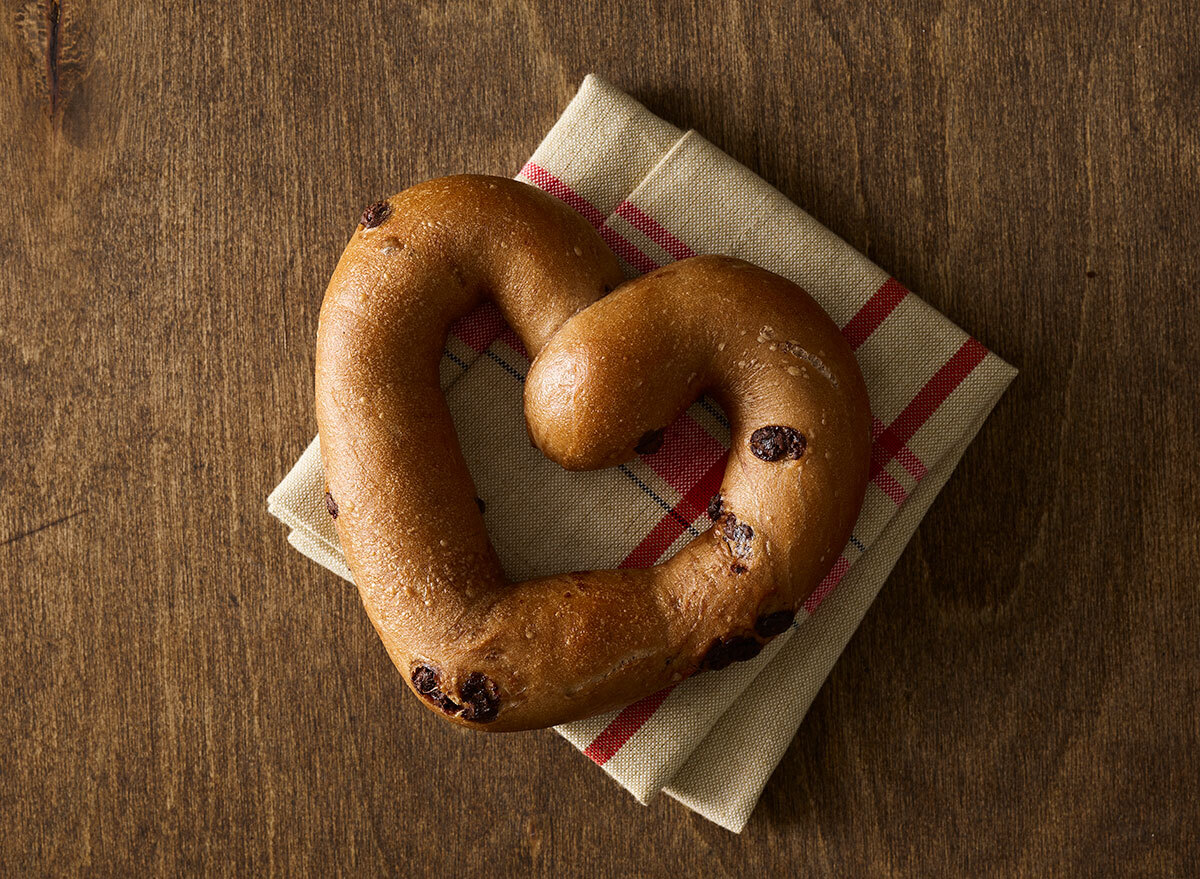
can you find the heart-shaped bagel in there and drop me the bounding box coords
[316,175,871,731]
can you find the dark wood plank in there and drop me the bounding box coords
[1,0,1196,875]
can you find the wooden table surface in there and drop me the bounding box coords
[2,1,1196,875]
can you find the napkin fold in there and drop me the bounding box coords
[268,75,1016,833]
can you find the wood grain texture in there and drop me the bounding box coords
[1,0,1196,875]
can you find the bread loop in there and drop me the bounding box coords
[316,175,871,731]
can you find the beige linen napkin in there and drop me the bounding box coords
[268,75,1016,833]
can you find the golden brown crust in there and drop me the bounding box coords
[315,175,871,731]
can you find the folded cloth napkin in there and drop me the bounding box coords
[268,74,1016,833]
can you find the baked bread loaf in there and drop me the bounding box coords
[315,175,871,731]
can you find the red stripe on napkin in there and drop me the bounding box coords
[614,201,698,262]
[584,687,674,765]
[871,466,908,506]
[520,163,660,274]
[803,555,852,613]
[519,162,607,228]
[642,416,727,496]
[842,279,908,350]
[871,338,988,478]
[449,301,508,353]
[619,454,728,569]
[873,417,928,481]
